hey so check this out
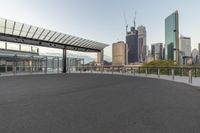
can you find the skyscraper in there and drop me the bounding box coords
[165,10,179,64]
[126,27,138,64]
[151,43,163,60]
[179,36,191,56]
[137,25,147,62]
[198,43,200,55]
[179,36,191,64]
[192,49,199,64]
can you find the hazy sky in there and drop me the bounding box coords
[0,0,200,59]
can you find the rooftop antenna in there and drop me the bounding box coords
[134,11,137,28]
[123,12,128,33]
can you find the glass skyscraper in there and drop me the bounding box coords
[126,27,138,64]
[165,10,179,64]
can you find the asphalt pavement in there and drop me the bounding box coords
[0,73,200,133]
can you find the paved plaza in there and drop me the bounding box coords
[0,74,200,133]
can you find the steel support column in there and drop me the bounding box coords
[62,47,67,73]
[97,49,104,66]
[57,57,60,73]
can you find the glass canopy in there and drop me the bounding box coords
[0,18,109,52]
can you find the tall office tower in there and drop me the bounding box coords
[179,36,191,64]
[143,45,148,61]
[146,45,150,56]
[165,10,179,64]
[137,25,147,62]
[126,26,138,64]
[112,41,128,65]
[198,43,200,55]
[192,49,199,64]
[151,43,163,60]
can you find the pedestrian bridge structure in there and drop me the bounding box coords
[0,18,109,73]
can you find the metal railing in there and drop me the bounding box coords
[1,64,200,84]
[0,65,62,76]
[74,66,200,84]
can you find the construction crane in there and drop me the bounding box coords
[123,12,128,33]
[134,11,137,28]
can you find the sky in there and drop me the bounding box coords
[0,0,200,61]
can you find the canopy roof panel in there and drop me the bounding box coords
[0,18,109,52]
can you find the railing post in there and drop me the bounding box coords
[90,66,92,73]
[158,67,160,79]
[181,68,183,76]
[112,66,114,74]
[138,67,140,74]
[172,68,174,80]
[133,69,135,76]
[145,67,148,77]
[124,67,126,75]
[189,69,192,84]
[168,68,170,76]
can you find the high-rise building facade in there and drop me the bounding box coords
[112,41,128,65]
[165,10,179,64]
[180,36,191,57]
[151,43,163,60]
[137,25,147,62]
[126,27,138,64]
[198,43,200,55]
[192,49,199,64]
[179,36,191,64]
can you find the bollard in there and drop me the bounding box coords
[189,69,192,84]
[158,68,160,79]
[133,69,135,76]
[172,69,174,80]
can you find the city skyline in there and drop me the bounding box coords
[0,0,200,61]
